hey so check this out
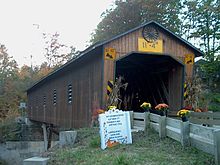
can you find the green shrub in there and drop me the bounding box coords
[212,93,220,103]
[0,119,21,141]
[209,103,220,112]
[0,159,8,165]
[198,92,220,112]
[208,93,220,112]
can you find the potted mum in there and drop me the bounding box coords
[140,102,151,112]
[177,109,190,122]
[155,103,169,116]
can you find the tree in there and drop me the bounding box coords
[0,44,18,119]
[90,0,182,44]
[90,0,143,43]
[196,58,220,91]
[141,0,183,34]
[182,0,220,111]
[68,46,81,61]
[183,0,220,93]
[18,65,38,91]
[0,38,81,121]
[0,44,18,96]
[43,32,71,67]
[183,0,220,62]
[0,45,17,82]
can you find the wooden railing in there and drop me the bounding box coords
[189,112,220,126]
[129,112,220,165]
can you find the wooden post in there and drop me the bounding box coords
[144,112,150,131]
[159,116,166,138]
[129,111,134,129]
[47,124,53,150]
[41,123,48,151]
[214,129,220,165]
[180,121,190,147]
[209,111,213,127]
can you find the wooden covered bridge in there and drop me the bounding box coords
[27,21,203,128]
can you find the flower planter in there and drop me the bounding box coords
[181,116,188,122]
[159,110,167,116]
[149,109,167,116]
[177,109,190,121]
[149,109,158,114]
[140,102,151,113]
[144,109,150,112]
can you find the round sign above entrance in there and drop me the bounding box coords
[142,25,159,43]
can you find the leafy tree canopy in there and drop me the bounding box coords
[0,44,18,80]
[183,0,220,62]
[90,0,182,44]
[0,44,19,119]
[43,32,79,68]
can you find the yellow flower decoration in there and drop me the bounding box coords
[140,102,151,111]
[177,109,190,117]
[108,106,117,110]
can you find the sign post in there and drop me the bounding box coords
[99,109,132,150]
[19,102,27,117]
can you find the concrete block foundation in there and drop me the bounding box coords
[23,157,49,165]
[59,131,77,147]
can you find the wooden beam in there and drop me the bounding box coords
[41,123,48,151]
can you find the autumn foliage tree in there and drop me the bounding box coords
[0,44,18,119]
[0,44,58,121]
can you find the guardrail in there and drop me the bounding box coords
[189,112,220,125]
[129,112,220,165]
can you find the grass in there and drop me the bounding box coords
[89,136,101,148]
[47,128,215,165]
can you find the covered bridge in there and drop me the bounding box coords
[27,21,203,128]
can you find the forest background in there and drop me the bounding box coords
[0,0,219,121]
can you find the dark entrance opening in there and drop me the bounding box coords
[115,52,184,113]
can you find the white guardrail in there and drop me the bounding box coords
[129,111,220,165]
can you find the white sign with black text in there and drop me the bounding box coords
[99,109,132,150]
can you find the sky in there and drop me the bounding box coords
[0,0,115,67]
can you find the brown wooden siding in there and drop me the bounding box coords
[28,49,103,128]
